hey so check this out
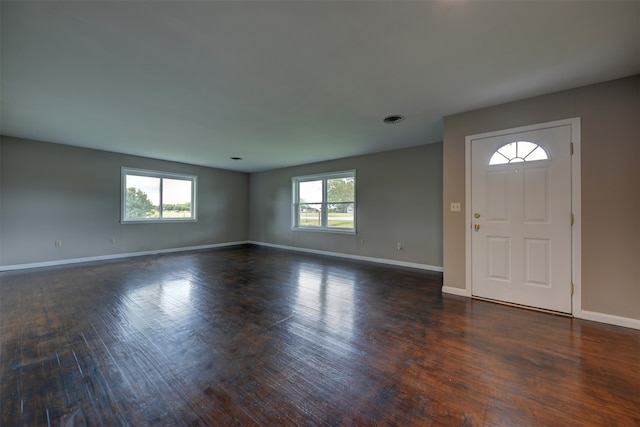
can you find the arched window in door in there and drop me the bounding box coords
[489,141,549,165]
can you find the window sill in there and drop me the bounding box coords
[291,227,356,235]
[121,219,197,224]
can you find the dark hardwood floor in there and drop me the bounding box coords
[1,245,638,426]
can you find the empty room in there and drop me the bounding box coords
[1,1,639,426]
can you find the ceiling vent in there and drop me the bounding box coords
[383,115,405,124]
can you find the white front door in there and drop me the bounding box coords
[470,123,573,313]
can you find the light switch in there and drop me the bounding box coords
[450,202,461,212]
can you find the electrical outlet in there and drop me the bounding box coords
[360,238,365,246]
[397,242,402,251]
[109,237,116,244]
[54,240,62,247]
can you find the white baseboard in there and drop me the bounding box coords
[575,309,640,331]
[0,241,249,272]
[441,286,470,297]
[441,285,639,330]
[249,241,443,273]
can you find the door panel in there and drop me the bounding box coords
[523,167,549,222]
[524,238,550,286]
[487,237,510,281]
[487,171,509,221]
[471,125,572,313]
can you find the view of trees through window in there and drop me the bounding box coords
[125,187,156,218]
[123,170,195,221]
[296,173,355,230]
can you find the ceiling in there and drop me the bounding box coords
[2,1,639,173]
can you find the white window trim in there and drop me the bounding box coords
[291,170,356,234]
[489,140,550,165]
[121,167,197,223]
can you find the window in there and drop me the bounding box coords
[121,168,197,222]
[292,171,355,232]
[489,141,549,165]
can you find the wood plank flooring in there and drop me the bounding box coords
[1,245,639,426]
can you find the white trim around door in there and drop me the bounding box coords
[465,118,581,315]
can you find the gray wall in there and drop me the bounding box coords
[249,144,443,268]
[3,76,637,323]
[0,136,249,266]
[443,75,640,321]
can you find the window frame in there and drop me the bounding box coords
[292,170,356,233]
[121,167,198,223]
[489,140,550,165]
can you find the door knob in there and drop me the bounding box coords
[474,223,480,231]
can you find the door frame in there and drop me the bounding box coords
[465,118,581,314]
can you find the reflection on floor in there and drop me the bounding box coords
[1,245,638,426]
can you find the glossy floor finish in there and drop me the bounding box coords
[1,245,638,426]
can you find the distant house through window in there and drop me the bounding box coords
[121,167,197,222]
[292,171,355,232]
[489,141,549,165]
